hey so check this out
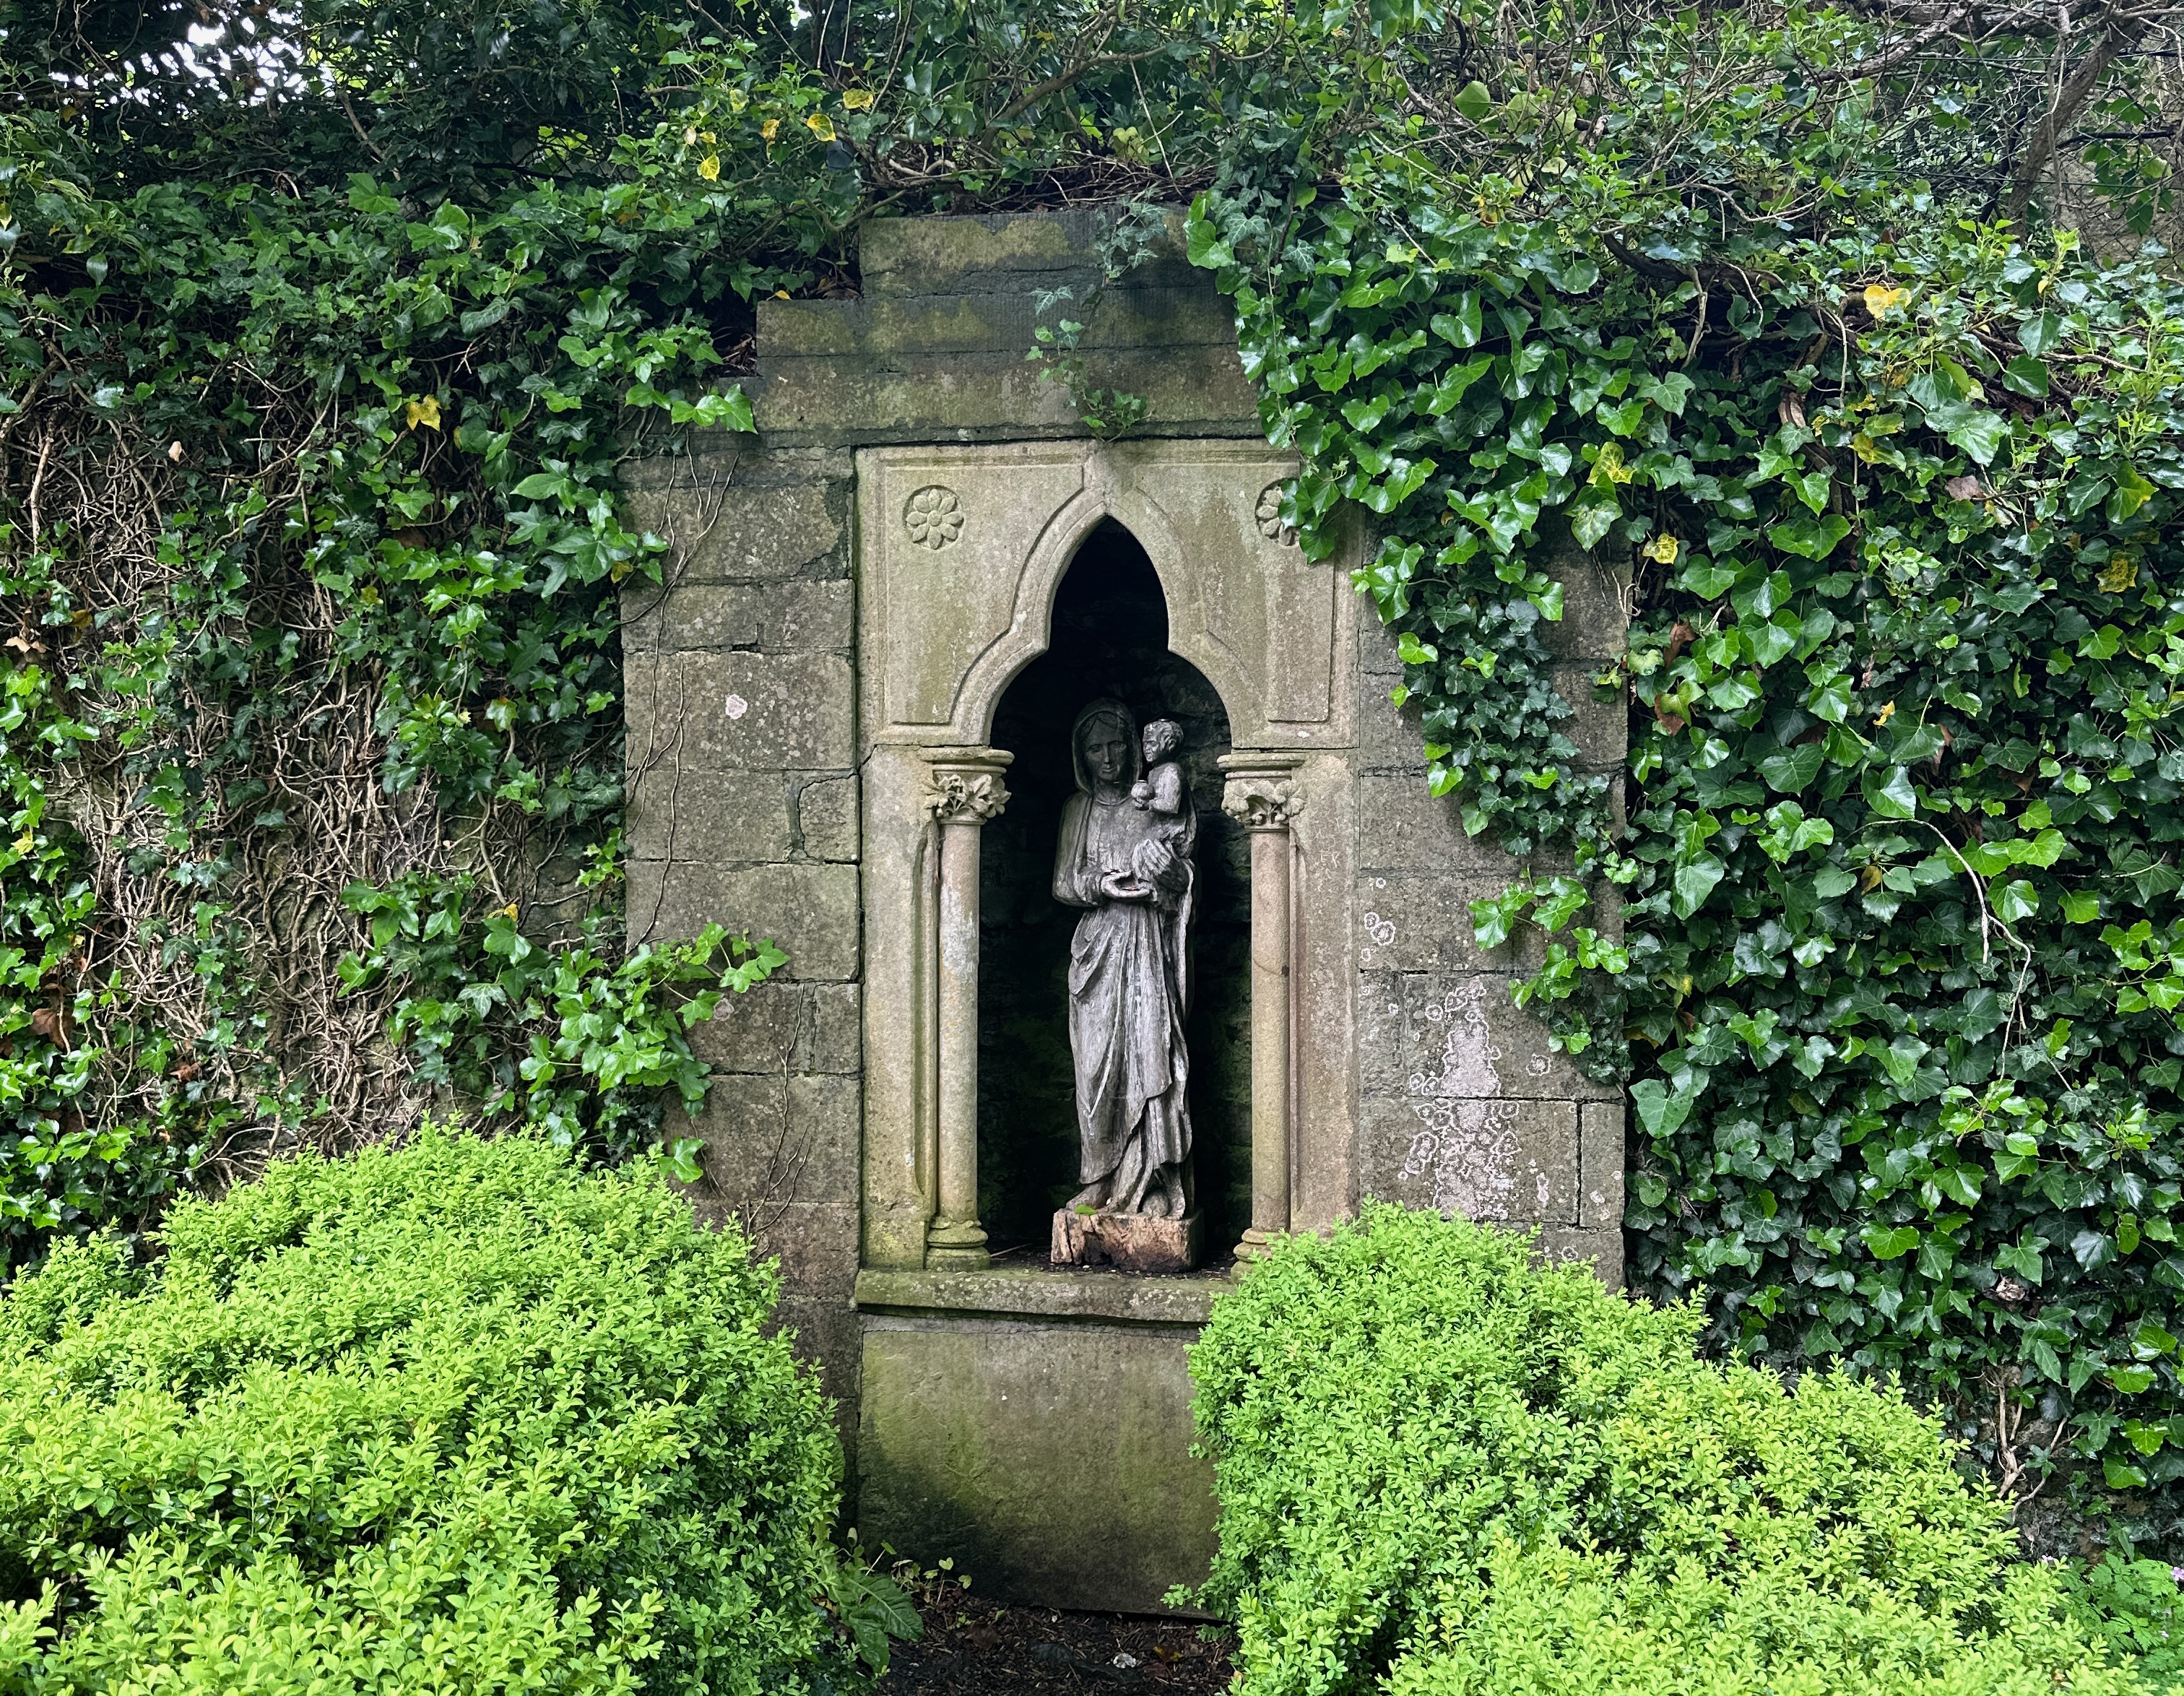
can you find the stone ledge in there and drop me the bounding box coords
[853,1265,1230,1327]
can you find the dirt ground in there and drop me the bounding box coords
[879,1586,1236,1695]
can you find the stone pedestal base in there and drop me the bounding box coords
[1051,1208,1202,1274]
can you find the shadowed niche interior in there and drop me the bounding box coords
[978,521,1249,1261]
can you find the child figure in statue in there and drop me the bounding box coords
[1128,719,1188,895]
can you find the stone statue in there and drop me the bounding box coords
[1050,700,1199,1267]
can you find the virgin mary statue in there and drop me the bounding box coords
[1052,698,1195,1219]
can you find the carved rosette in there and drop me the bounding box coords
[1222,774,1300,831]
[904,485,966,550]
[924,753,1013,824]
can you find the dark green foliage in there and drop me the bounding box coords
[0,1128,888,1693]
[1188,1205,2129,1696]
[1185,4,2184,1523]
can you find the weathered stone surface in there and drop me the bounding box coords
[625,767,794,865]
[1051,1208,1202,1274]
[753,1199,860,1304]
[1351,775,1522,875]
[1357,972,1616,1102]
[805,982,863,1074]
[1580,1099,1627,1232]
[1551,663,1629,771]
[773,1291,864,1468]
[626,650,855,773]
[857,1315,1218,1613]
[627,860,861,980]
[795,774,859,862]
[674,1070,862,1210]
[1356,874,1531,975]
[1537,1224,1626,1288]
[623,581,854,654]
[621,462,849,583]
[1359,1093,1580,1225]
[1541,550,1633,663]
[688,980,800,1070]
[854,1266,1226,1326]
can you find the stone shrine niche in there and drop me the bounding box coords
[978,524,1250,1263]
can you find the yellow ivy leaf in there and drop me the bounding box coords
[1864,282,1907,319]
[12,833,32,855]
[760,117,781,142]
[2100,555,2139,594]
[682,126,697,145]
[841,88,875,111]
[1872,701,1896,727]
[1642,534,1678,564]
[1860,864,1884,891]
[697,154,720,181]
[494,902,519,921]
[1590,443,1634,487]
[404,395,441,431]
[805,113,836,141]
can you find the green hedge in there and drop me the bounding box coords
[1189,1204,2137,1696]
[0,1128,869,1695]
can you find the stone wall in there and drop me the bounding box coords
[619,440,867,1435]
[1352,551,1628,1283]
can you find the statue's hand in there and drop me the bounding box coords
[1099,869,1150,902]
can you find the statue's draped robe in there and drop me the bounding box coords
[1053,789,1195,1213]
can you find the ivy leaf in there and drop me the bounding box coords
[1863,1224,1920,1260]
[1430,294,1483,348]
[2109,463,2155,521]
[1679,559,1738,600]
[1768,512,1852,559]
[1995,879,2038,922]
[1632,1078,1694,1139]
[2020,310,2065,355]
[1758,743,1824,794]
[1862,766,1920,820]
[1452,80,1493,121]
[1673,855,1726,917]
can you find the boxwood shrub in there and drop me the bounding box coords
[0,1128,865,1695]
[1190,1203,2139,1696]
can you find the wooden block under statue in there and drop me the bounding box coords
[1051,1207,1202,1274]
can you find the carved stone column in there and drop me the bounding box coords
[923,750,1013,1270]
[1221,753,1302,1261]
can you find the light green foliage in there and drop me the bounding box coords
[2064,1552,2184,1678]
[1189,1205,2126,1696]
[0,1128,891,1694]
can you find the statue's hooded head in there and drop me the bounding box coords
[1070,698,1140,797]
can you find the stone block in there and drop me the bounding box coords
[626,650,854,772]
[1051,1208,1202,1274]
[857,1315,1218,1613]
[796,774,859,862]
[1356,972,1615,1103]
[1356,875,1532,976]
[1580,1099,1627,1231]
[1551,663,1629,771]
[754,1200,860,1304]
[1541,552,1631,663]
[1353,774,1522,876]
[688,979,800,1071]
[675,1070,862,1211]
[1536,1224,1626,1290]
[625,468,847,584]
[773,1292,864,1467]
[625,766,794,865]
[623,581,854,654]
[804,982,863,1074]
[1359,1091,1580,1225]
[628,860,861,980]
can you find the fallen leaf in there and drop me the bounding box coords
[167,439,184,462]
[1944,474,1984,501]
